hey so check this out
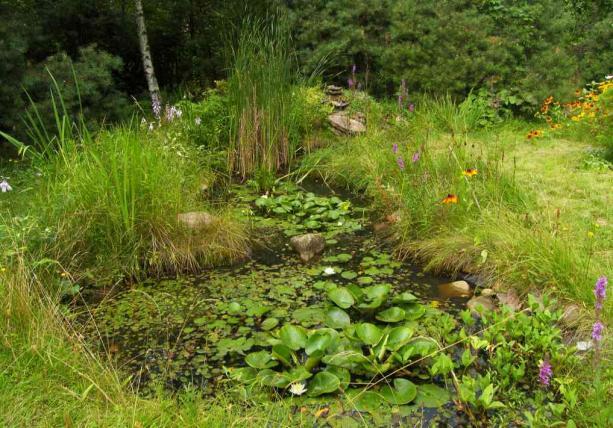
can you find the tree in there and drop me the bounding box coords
[135,0,161,113]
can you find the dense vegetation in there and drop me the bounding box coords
[1,1,611,427]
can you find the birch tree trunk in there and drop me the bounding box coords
[135,0,161,112]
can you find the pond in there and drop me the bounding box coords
[75,180,473,423]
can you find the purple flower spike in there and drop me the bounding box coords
[408,103,415,113]
[592,321,604,342]
[348,78,354,89]
[396,156,405,170]
[352,64,357,74]
[412,151,420,163]
[594,276,607,301]
[538,360,553,386]
[392,143,399,154]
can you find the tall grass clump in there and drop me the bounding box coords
[226,18,296,178]
[2,75,249,282]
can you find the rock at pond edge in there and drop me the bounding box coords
[438,280,472,298]
[467,295,496,314]
[177,211,216,230]
[290,233,326,263]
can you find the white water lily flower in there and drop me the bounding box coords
[289,382,307,396]
[0,179,12,193]
[323,267,336,275]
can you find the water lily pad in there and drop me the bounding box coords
[393,292,418,303]
[245,351,278,369]
[347,390,385,413]
[355,323,384,346]
[357,276,374,285]
[399,338,438,361]
[387,326,415,351]
[306,330,334,355]
[324,366,351,390]
[376,307,406,323]
[228,367,257,383]
[193,316,207,326]
[325,307,351,329]
[403,303,426,320]
[337,253,353,263]
[328,287,355,309]
[380,378,417,405]
[271,344,293,366]
[308,371,341,397]
[341,271,358,280]
[414,384,450,408]
[261,317,279,331]
[322,350,366,369]
[279,325,308,350]
[256,369,290,388]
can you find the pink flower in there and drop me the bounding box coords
[412,152,420,163]
[397,156,405,170]
[592,321,604,342]
[538,360,552,386]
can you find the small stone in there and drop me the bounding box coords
[177,211,215,230]
[467,295,496,313]
[560,304,582,327]
[330,100,349,110]
[289,233,325,263]
[438,280,472,298]
[481,288,496,297]
[328,112,366,136]
[496,289,522,311]
[373,222,390,233]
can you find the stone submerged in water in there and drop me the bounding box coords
[177,211,215,230]
[290,233,326,262]
[328,112,366,136]
[467,295,497,313]
[438,280,472,298]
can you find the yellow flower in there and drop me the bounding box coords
[587,231,595,238]
[442,194,459,204]
[462,168,478,177]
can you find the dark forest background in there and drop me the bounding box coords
[1,0,611,136]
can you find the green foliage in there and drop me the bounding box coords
[226,18,295,177]
[254,189,362,237]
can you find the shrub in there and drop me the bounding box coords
[21,45,130,138]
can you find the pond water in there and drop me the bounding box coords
[75,180,471,418]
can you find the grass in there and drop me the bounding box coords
[1,85,610,426]
[4,125,249,283]
[300,98,610,320]
[227,18,295,178]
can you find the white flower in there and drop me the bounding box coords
[289,382,307,396]
[0,179,12,193]
[337,221,343,226]
[606,75,613,80]
[323,267,336,276]
[195,117,202,126]
[576,341,593,351]
[148,123,155,132]
[141,117,147,125]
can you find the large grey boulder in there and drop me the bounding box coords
[177,211,215,230]
[328,112,366,136]
[290,233,325,262]
[438,280,472,298]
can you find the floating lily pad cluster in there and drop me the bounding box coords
[230,282,455,410]
[254,191,362,237]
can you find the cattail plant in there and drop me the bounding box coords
[226,18,295,179]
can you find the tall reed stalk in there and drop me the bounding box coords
[226,18,296,178]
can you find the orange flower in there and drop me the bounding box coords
[526,130,543,140]
[462,168,478,177]
[442,194,459,204]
